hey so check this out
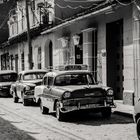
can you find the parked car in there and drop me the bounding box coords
[34,65,115,121]
[133,100,140,140]
[0,70,17,97]
[10,69,47,106]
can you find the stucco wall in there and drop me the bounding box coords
[97,5,134,92]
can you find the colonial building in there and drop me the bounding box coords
[0,0,140,105]
[0,0,16,70]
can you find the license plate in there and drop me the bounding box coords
[80,104,103,109]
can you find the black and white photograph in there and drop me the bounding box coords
[0,0,139,139]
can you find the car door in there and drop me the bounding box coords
[43,76,54,111]
[16,74,22,98]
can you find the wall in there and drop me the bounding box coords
[97,5,134,93]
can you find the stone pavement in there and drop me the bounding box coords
[112,100,134,118]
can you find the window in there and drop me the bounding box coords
[18,74,22,81]
[37,47,41,69]
[23,72,46,80]
[10,55,14,70]
[1,53,10,70]
[21,52,24,71]
[31,0,36,26]
[43,77,47,85]
[54,74,95,86]
[31,0,35,11]
[48,77,53,86]
[0,73,17,82]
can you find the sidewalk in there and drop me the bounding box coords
[112,100,134,118]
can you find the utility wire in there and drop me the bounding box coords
[115,0,135,6]
[63,0,105,3]
[55,3,97,9]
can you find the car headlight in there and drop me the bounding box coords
[25,86,30,91]
[107,89,113,96]
[63,91,71,99]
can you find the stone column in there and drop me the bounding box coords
[82,28,97,75]
[133,9,140,103]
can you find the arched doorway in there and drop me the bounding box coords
[45,40,53,69]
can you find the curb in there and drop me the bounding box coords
[113,111,133,118]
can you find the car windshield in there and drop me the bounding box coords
[23,72,46,80]
[54,73,95,86]
[0,73,17,82]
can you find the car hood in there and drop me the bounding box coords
[57,85,108,92]
[54,84,110,99]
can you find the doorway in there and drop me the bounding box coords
[75,33,83,64]
[45,40,53,69]
[106,19,124,100]
[15,54,18,73]
[49,41,53,68]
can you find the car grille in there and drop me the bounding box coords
[63,97,105,106]
[71,88,105,98]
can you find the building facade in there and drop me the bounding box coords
[0,0,140,105]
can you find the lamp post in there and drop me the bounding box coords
[73,34,80,46]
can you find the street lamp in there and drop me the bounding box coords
[72,34,80,46]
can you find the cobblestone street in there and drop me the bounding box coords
[0,97,137,140]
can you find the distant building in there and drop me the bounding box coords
[0,0,16,70]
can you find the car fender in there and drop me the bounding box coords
[34,85,46,103]
[10,83,17,96]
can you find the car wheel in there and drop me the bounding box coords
[136,117,140,140]
[56,101,64,121]
[101,107,111,118]
[13,91,18,103]
[40,100,49,114]
[21,91,29,106]
[23,98,29,106]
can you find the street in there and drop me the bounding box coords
[0,97,137,140]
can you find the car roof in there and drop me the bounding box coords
[19,69,47,75]
[0,70,17,75]
[44,70,91,77]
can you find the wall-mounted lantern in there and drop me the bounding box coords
[58,37,69,48]
[72,34,80,46]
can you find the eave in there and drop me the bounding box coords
[41,1,117,35]
[8,26,43,45]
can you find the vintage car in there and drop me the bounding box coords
[133,100,140,140]
[0,70,17,97]
[10,69,47,106]
[34,65,115,121]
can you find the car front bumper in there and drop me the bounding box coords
[23,90,34,100]
[60,98,116,113]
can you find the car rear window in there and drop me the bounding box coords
[0,73,17,82]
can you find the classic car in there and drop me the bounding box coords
[133,100,140,139]
[0,70,17,97]
[34,65,115,121]
[10,69,47,106]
